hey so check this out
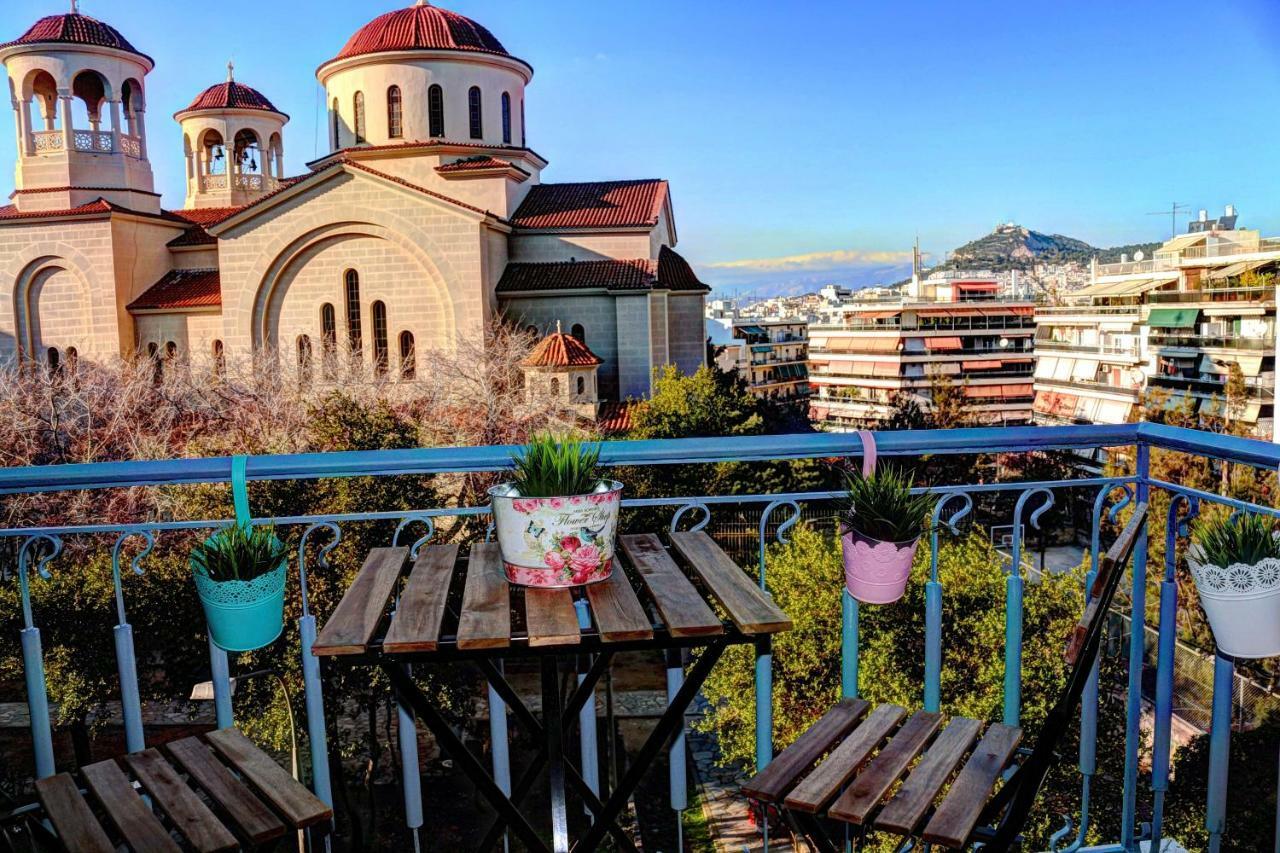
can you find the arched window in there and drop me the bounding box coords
[320,303,337,377]
[571,323,585,344]
[468,87,483,139]
[46,347,60,375]
[331,98,340,149]
[576,376,585,396]
[65,346,78,376]
[399,331,416,380]
[387,86,402,138]
[297,335,313,385]
[147,342,162,384]
[372,301,389,376]
[501,92,511,144]
[353,92,366,144]
[428,85,445,137]
[344,271,362,359]
[212,340,225,376]
[165,341,178,360]
[550,377,560,396]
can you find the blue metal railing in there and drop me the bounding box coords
[2,422,1276,852]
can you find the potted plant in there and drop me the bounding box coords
[489,434,622,588]
[837,467,934,604]
[190,522,290,652]
[1187,512,1280,659]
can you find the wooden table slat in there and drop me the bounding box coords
[165,736,286,844]
[81,758,183,853]
[742,698,870,803]
[828,710,943,825]
[669,531,793,634]
[456,543,511,649]
[34,773,115,853]
[783,703,905,814]
[874,717,983,836]
[584,569,653,643]
[524,588,582,647]
[383,544,460,654]
[206,728,332,828]
[922,723,1023,849]
[619,534,722,638]
[313,547,408,655]
[124,748,238,853]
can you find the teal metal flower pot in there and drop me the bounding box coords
[191,535,287,653]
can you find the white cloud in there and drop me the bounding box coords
[707,248,920,272]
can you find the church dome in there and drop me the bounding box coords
[3,12,150,63]
[182,80,285,117]
[329,1,512,64]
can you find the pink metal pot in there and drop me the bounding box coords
[841,527,920,604]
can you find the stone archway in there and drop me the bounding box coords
[12,255,93,361]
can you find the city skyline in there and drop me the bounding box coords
[2,0,1278,293]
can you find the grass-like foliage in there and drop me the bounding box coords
[510,433,603,498]
[837,466,935,543]
[1192,512,1280,567]
[190,522,289,583]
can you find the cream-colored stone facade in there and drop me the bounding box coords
[0,3,707,400]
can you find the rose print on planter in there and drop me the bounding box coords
[490,481,622,588]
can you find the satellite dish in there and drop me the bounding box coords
[1134,250,1146,261]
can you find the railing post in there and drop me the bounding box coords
[396,663,424,845]
[842,590,859,700]
[207,637,233,729]
[298,614,332,806]
[21,627,55,778]
[113,624,145,754]
[1152,494,1192,850]
[575,599,600,808]
[1206,652,1234,853]
[924,581,942,714]
[1121,442,1150,850]
[1003,572,1023,727]
[666,648,687,816]
[755,635,773,771]
[488,662,511,852]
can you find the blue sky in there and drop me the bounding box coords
[3,0,1280,294]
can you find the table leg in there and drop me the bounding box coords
[573,637,730,853]
[379,662,551,853]
[543,655,570,853]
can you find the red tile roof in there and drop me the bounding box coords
[511,180,669,230]
[497,247,707,295]
[328,3,515,65]
[523,330,603,368]
[163,206,247,247]
[596,401,634,435]
[4,13,150,63]
[181,81,284,116]
[0,199,113,221]
[307,139,546,168]
[128,269,221,311]
[498,259,657,294]
[436,155,529,175]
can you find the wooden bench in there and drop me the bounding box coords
[32,727,331,852]
[742,503,1148,851]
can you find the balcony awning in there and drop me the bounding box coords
[1009,306,1035,316]
[1033,391,1079,417]
[1035,357,1056,379]
[925,337,964,350]
[1199,353,1263,377]
[854,310,902,320]
[962,359,1002,370]
[1147,308,1199,328]
[739,325,767,336]
[1097,400,1132,424]
[1206,259,1270,281]
[1053,358,1075,382]
[926,361,961,375]
[1072,360,1098,381]
[751,344,773,353]
[830,336,901,353]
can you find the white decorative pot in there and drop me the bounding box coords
[488,481,622,588]
[1188,547,1280,659]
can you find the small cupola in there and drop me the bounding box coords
[174,62,289,209]
[521,322,603,418]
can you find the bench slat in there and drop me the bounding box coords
[124,748,237,853]
[524,588,582,647]
[670,531,792,634]
[456,543,511,649]
[584,569,653,642]
[922,724,1023,849]
[828,711,942,825]
[313,547,407,655]
[165,736,285,844]
[619,535,722,638]
[783,703,905,814]
[206,728,331,829]
[875,717,983,836]
[82,758,182,853]
[383,545,459,653]
[34,773,115,853]
[741,698,870,804]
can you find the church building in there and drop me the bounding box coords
[0,1,708,399]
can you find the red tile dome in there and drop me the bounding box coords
[182,81,284,117]
[3,13,150,64]
[329,1,513,64]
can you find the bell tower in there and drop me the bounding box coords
[175,63,289,210]
[1,4,157,213]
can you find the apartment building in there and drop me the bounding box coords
[808,272,1036,430]
[707,314,811,404]
[1033,211,1279,439]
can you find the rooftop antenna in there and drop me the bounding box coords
[1146,202,1190,240]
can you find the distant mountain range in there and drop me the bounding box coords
[700,223,1165,298]
[938,223,1161,272]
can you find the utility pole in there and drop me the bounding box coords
[1146,202,1190,240]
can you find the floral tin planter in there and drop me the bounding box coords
[842,527,920,605]
[1188,548,1280,659]
[191,534,287,653]
[489,481,623,588]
